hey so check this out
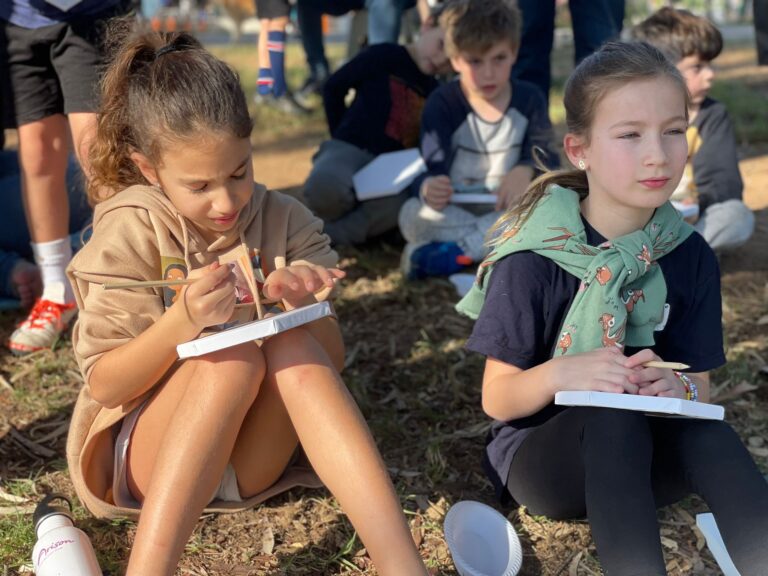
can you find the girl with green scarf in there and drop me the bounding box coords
[459,41,768,575]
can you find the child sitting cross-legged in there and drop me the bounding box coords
[302,6,452,246]
[398,0,559,279]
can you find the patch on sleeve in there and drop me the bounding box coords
[161,256,188,309]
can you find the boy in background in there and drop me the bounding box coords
[303,7,451,246]
[633,7,754,251]
[399,0,558,279]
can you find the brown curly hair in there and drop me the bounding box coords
[88,18,253,204]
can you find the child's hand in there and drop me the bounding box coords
[181,262,237,329]
[262,264,345,306]
[550,346,639,394]
[495,165,533,211]
[624,349,686,398]
[420,176,453,210]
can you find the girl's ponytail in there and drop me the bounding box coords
[488,169,588,245]
[88,19,156,204]
[87,19,252,205]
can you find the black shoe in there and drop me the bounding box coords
[254,92,311,116]
[295,76,326,108]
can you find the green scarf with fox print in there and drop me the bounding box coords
[456,185,694,356]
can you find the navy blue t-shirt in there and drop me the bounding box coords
[465,217,725,503]
[323,43,438,155]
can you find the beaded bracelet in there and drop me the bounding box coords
[674,371,698,402]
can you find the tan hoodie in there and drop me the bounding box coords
[66,183,336,519]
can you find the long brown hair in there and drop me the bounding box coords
[88,19,253,204]
[489,41,689,245]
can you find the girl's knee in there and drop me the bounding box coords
[577,407,650,439]
[190,343,266,399]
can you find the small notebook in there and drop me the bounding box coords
[353,149,425,201]
[177,301,332,358]
[450,193,497,204]
[555,391,724,420]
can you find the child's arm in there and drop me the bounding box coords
[88,263,237,408]
[495,164,534,211]
[410,87,458,207]
[322,47,385,135]
[262,264,346,370]
[481,347,638,421]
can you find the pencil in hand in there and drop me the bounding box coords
[642,361,690,370]
[102,279,194,290]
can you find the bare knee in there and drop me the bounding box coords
[189,343,266,403]
[18,118,69,179]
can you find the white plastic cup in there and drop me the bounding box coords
[444,500,523,576]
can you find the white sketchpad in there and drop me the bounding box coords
[696,513,740,576]
[671,200,700,219]
[555,391,724,420]
[450,193,496,204]
[177,301,332,359]
[353,148,425,201]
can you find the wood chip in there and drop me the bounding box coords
[260,525,275,555]
[0,374,12,393]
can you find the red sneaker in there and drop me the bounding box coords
[8,298,77,356]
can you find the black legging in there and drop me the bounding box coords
[506,407,768,576]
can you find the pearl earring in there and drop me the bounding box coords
[578,160,586,170]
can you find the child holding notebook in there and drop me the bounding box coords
[65,23,428,576]
[457,41,768,575]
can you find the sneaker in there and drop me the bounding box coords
[295,75,326,106]
[401,242,473,280]
[8,298,77,355]
[254,92,311,116]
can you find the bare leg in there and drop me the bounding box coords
[17,116,69,242]
[124,344,266,576]
[258,18,270,70]
[261,328,427,576]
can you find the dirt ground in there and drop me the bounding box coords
[1,43,767,576]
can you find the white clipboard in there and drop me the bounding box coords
[352,149,425,201]
[555,391,724,420]
[177,301,332,358]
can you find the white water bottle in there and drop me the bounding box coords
[32,493,102,576]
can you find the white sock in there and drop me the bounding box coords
[31,238,74,304]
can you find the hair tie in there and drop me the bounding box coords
[155,44,180,58]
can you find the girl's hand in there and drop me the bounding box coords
[624,349,686,399]
[262,264,345,307]
[181,262,237,329]
[550,346,639,394]
[420,175,453,210]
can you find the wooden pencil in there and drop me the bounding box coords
[643,361,690,370]
[102,279,194,290]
